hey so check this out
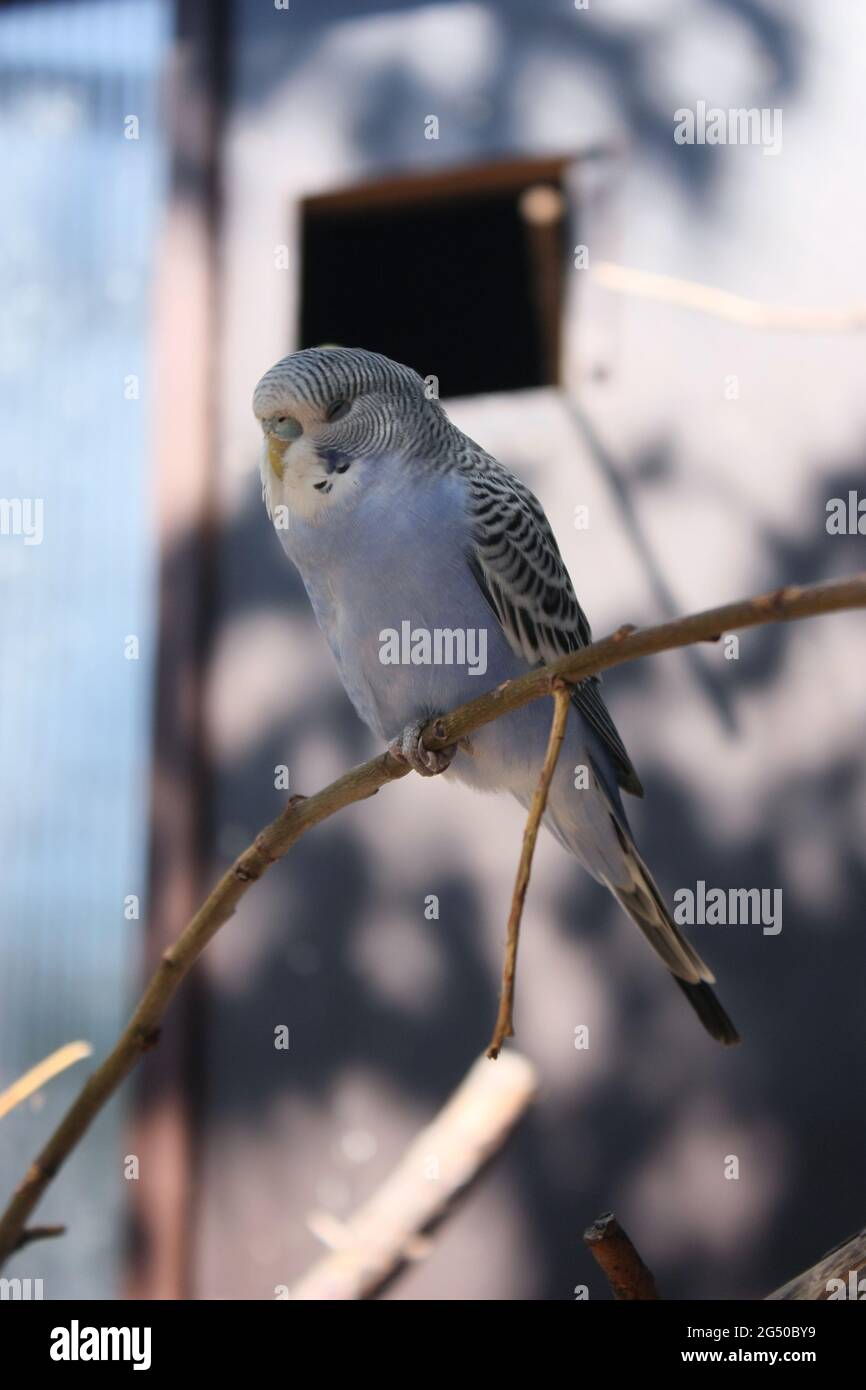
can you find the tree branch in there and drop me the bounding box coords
[766,1225,866,1301]
[11,1224,66,1254]
[0,570,863,1268]
[583,1209,866,1301]
[0,1042,93,1121]
[593,261,866,333]
[487,680,571,1058]
[583,1211,660,1299]
[289,1051,538,1299]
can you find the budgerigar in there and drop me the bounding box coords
[253,346,739,1045]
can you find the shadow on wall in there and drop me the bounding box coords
[137,441,866,1299]
[130,0,866,1302]
[237,0,804,205]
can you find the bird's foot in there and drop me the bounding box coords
[388,719,457,777]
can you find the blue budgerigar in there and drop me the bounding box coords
[253,346,739,1045]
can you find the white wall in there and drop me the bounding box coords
[200,0,866,1300]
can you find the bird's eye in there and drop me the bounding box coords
[272,415,303,441]
[325,398,351,422]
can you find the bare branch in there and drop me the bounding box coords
[583,1207,866,1301]
[427,573,866,753]
[583,1211,660,1299]
[0,570,863,1268]
[290,1051,538,1300]
[0,1042,93,1121]
[487,680,571,1058]
[766,1225,866,1301]
[12,1224,66,1253]
[593,261,866,333]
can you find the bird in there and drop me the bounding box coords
[253,345,739,1046]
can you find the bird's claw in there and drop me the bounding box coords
[388,719,457,777]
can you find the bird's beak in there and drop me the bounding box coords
[268,435,287,481]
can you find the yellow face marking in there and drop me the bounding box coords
[268,435,287,480]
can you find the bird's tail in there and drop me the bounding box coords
[608,838,740,1046]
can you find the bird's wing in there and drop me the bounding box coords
[464,457,644,798]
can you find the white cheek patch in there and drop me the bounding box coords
[266,436,347,522]
[283,437,320,486]
[260,440,275,519]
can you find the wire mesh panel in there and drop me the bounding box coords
[0,0,170,1299]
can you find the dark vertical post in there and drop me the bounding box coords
[126,0,228,1301]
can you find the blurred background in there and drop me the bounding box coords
[1,0,864,1301]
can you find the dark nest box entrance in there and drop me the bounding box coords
[299,156,572,399]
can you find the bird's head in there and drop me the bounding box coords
[253,346,445,522]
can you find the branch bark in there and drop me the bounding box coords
[0,1042,93,1121]
[0,570,863,1268]
[584,1209,866,1301]
[593,261,866,332]
[583,1211,660,1299]
[766,1225,866,1301]
[487,680,571,1058]
[290,1051,538,1299]
[11,1224,66,1254]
